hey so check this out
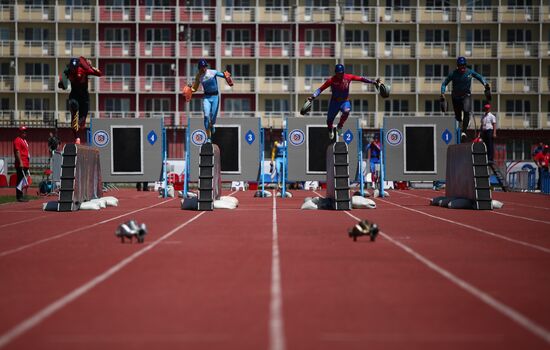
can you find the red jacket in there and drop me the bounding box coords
[13,136,29,168]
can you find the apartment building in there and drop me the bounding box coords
[0,0,549,161]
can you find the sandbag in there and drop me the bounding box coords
[90,198,107,208]
[351,196,376,209]
[213,199,237,209]
[220,196,239,206]
[301,199,318,210]
[254,190,272,198]
[430,196,447,206]
[276,191,293,198]
[42,201,58,211]
[80,201,101,210]
[447,198,474,209]
[181,197,198,210]
[102,196,119,207]
[491,199,503,209]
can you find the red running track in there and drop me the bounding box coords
[0,188,549,349]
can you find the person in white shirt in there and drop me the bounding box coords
[477,103,497,163]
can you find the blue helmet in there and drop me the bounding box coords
[457,56,467,66]
[198,59,208,69]
[335,64,345,74]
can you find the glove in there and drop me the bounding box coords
[269,161,274,173]
[224,71,234,86]
[58,81,65,90]
[182,85,192,102]
[307,96,315,101]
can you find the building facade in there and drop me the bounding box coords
[0,0,549,162]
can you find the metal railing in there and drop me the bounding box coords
[222,6,255,22]
[57,5,95,22]
[417,42,457,58]
[139,6,176,22]
[462,42,498,58]
[57,41,95,57]
[342,42,376,58]
[498,77,539,93]
[257,6,292,22]
[258,42,293,58]
[180,6,215,22]
[18,76,55,92]
[379,42,416,59]
[499,113,541,129]
[0,41,14,56]
[499,6,539,22]
[98,6,135,21]
[98,42,135,57]
[221,42,256,57]
[138,77,176,93]
[499,42,539,58]
[16,4,55,21]
[99,76,136,93]
[17,41,55,57]
[343,6,376,22]
[0,76,15,92]
[179,42,215,57]
[139,42,176,57]
[0,4,14,21]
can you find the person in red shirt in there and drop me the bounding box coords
[534,145,549,170]
[58,56,102,143]
[13,126,30,202]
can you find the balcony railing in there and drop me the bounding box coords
[379,7,416,23]
[180,6,215,22]
[342,43,376,58]
[139,6,176,22]
[257,6,292,22]
[98,6,135,21]
[18,76,55,92]
[543,6,550,22]
[17,41,55,57]
[258,42,292,58]
[17,4,55,21]
[179,42,215,57]
[138,77,176,93]
[500,113,541,129]
[57,5,95,22]
[222,77,255,93]
[460,6,498,22]
[98,42,135,57]
[99,76,136,93]
[0,4,14,21]
[499,42,539,58]
[298,6,336,22]
[222,42,255,57]
[343,6,376,22]
[417,42,457,58]
[382,77,416,93]
[498,77,539,93]
[0,76,14,92]
[379,42,416,59]
[499,6,539,22]
[462,42,498,58]
[0,41,14,56]
[257,77,293,93]
[298,42,336,58]
[417,7,457,23]
[57,41,95,58]
[222,6,255,22]
[139,42,176,57]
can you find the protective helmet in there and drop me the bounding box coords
[198,59,208,69]
[335,64,345,74]
[70,57,79,69]
[457,56,467,66]
[484,104,491,110]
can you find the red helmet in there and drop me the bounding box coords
[484,104,491,110]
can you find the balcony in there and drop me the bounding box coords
[257,77,293,93]
[0,4,14,21]
[258,6,291,22]
[98,111,138,119]
[499,113,540,129]
[222,6,255,22]
[298,77,326,93]
[139,42,176,57]
[418,7,457,23]
[98,42,135,57]
[298,42,335,58]
[179,42,215,58]
[542,77,550,93]
[0,41,14,56]
[379,42,416,58]
[298,6,336,22]
[99,76,135,93]
[381,77,416,94]
[379,7,416,23]
[57,5,95,22]
[459,6,498,22]
[543,6,550,22]
[499,78,539,93]
[0,76,14,92]
[499,6,539,22]
[343,6,376,22]
[180,6,215,22]
[462,42,497,58]
[98,6,135,22]
[258,42,292,58]
[17,41,55,57]
[17,4,55,21]
[57,41,95,58]
[342,42,375,58]
[471,77,497,94]
[499,42,539,58]
[222,77,255,93]
[139,6,176,22]
[222,42,255,57]
[417,77,444,93]
[18,111,56,125]
[417,42,457,58]
[138,77,175,93]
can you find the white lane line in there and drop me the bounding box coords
[376,197,550,254]
[0,199,175,258]
[0,211,205,349]
[343,210,550,344]
[0,215,48,229]
[269,192,286,350]
[394,190,550,225]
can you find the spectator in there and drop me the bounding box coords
[47,131,60,155]
[136,182,149,191]
[477,104,497,163]
[13,126,30,202]
[533,142,546,190]
[534,145,549,190]
[365,133,381,187]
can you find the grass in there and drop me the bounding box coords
[0,195,39,204]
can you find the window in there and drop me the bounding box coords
[466,0,492,8]
[145,63,171,76]
[25,98,49,110]
[266,0,290,6]
[66,0,91,5]
[505,99,531,115]
[188,0,210,5]
[25,0,50,4]
[105,28,130,42]
[145,98,170,111]
[384,64,410,77]
[471,64,491,76]
[105,0,131,5]
[192,28,211,42]
[424,99,442,114]
[0,98,9,109]
[105,63,131,76]
[386,0,410,9]
[0,28,9,41]
[425,29,450,42]
[145,28,171,42]
[507,0,532,7]
[384,100,409,112]
[506,64,531,77]
[265,99,289,112]
[225,29,251,41]
[507,29,532,43]
[24,63,49,75]
[105,98,130,111]
[224,98,251,112]
[506,139,532,161]
[426,0,450,7]
[66,28,90,41]
[189,98,202,112]
[24,28,49,41]
[425,64,449,77]
[352,99,369,112]
[305,0,330,6]
[385,30,410,43]
[312,99,329,112]
[346,63,369,76]
[226,63,250,76]
[304,64,330,77]
[145,0,170,6]
[0,62,9,75]
[345,0,369,7]
[224,0,251,6]
[345,30,370,42]
[266,64,289,77]
[466,29,491,42]
[265,29,290,42]
[305,29,330,42]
